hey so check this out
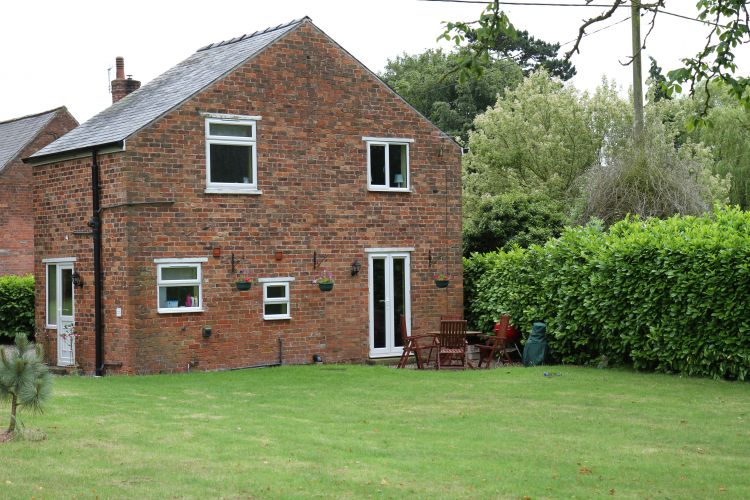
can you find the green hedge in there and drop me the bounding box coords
[0,274,35,341]
[466,207,750,380]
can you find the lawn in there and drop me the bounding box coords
[1,365,749,499]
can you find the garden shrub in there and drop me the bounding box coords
[466,207,750,379]
[0,275,35,341]
[462,192,567,256]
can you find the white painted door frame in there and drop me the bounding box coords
[368,252,411,358]
[56,263,75,366]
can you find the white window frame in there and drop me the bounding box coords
[205,116,260,194]
[364,137,413,192]
[155,258,206,314]
[259,277,294,320]
[42,258,76,329]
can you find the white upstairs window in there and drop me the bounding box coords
[205,115,259,194]
[364,137,413,192]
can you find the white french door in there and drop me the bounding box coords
[56,264,75,366]
[368,252,411,357]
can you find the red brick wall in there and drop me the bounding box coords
[0,111,77,276]
[35,22,463,374]
[33,152,128,371]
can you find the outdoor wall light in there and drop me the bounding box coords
[202,326,212,339]
[351,259,361,276]
[71,271,84,288]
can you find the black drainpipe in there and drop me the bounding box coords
[89,150,104,376]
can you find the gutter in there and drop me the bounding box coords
[22,140,124,166]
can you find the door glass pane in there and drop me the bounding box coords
[61,268,73,316]
[370,145,386,185]
[161,266,198,281]
[388,144,407,188]
[372,258,386,349]
[210,144,252,184]
[47,265,57,325]
[393,258,406,348]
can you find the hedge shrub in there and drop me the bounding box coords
[466,207,750,379]
[0,274,35,341]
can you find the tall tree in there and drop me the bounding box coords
[647,56,671,103]
[441,1,750,124]
[688,84,750,208]
[440,2,575,81]
[381,49,523,143]
[463,71,631,205]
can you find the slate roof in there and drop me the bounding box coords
[0,108,63,170]
[31,18,308,160]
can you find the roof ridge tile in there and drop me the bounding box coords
[196,17,307,52]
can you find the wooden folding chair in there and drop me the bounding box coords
[440,315,462,321]
[397,314,436,369]
[436,320,468,369]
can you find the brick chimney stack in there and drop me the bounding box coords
[111,56,141,103]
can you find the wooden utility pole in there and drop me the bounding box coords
[631,0,644,144]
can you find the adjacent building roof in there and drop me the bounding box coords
[31,18,308,160]
[0,107,66,170]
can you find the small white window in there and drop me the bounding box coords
[156,260,204,313]
[205,117,258,194]
[364,137,413,192]
[262,281,291,320]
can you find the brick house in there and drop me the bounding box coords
[27,18,463,374]
[0,108,77,275]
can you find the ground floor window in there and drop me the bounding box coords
[258,277,294,320]
[155,258,207,313]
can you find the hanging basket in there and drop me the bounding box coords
[435,280,450,289]
[236,281,252,291]
[318,282,334,292]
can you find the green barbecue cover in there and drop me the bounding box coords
[523,321,548,367]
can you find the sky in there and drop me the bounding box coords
[1,0,748,123]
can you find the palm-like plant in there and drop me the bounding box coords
[0,333,52,435]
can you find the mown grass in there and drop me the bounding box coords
[1,365,748,498]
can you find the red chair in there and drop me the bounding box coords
[476,315,518,368]
[397,315,436,369]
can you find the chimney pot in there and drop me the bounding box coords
[111,56,141,104]
[115,56,125,79]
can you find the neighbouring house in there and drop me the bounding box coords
[26,17,463,374]
[0,108,77,275]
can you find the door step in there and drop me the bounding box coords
[47,364,81,376]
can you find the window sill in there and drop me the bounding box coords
[368,187,411,193]
[158,308,204,314]
[263,315,291,321]
[46,325,58,330]
[205,187,262,195]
